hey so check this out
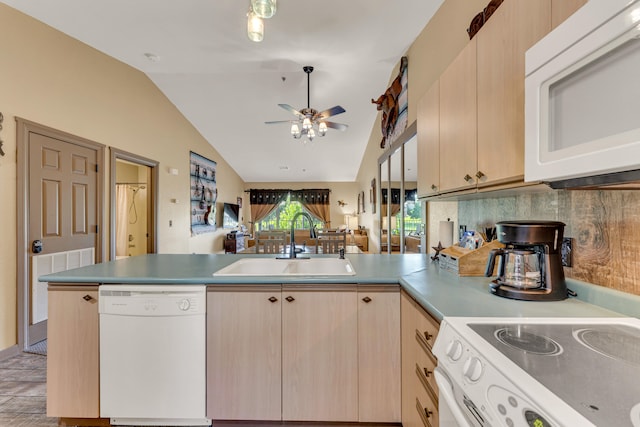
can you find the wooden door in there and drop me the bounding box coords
[47,285,100,418]
[19,119,103,346]
[206,287,282,421]
[358,286,401,423]
[282,286,358,422]
[439,38,477,194]
[417,80,440,197]
[476,0,551,188]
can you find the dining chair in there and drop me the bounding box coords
[256,231,287,254]
[317,231,347,254]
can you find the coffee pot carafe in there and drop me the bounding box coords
[485,220,567,301]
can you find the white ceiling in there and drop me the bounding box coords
[2,0,442,182]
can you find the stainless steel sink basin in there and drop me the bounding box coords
[213,258,356,276]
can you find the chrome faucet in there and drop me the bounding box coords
[287,212,317,259]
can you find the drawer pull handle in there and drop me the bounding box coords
[424,367,432,377]
[362,296,372,303]
[83,295,93,302]
[424,331,433,341]
[431,184,437,191]
[285,296,295,302]
[424,408,433,418]
[268,296,278,303]
[476,170,485,179]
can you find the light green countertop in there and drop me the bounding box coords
[41,253,640,320]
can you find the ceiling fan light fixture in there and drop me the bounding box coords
[302,117,312,130]
[251,0,276,19]
[318,122,328,136]
[291,123,301,138]
[247,8,264,42]
[308,128,316,140]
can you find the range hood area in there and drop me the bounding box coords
[546,169,640,190]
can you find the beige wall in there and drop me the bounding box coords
[0,4,245,351]
[356,0,487,251]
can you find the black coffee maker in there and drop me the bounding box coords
[485,220,568,301]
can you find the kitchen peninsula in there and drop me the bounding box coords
[41,253,639,426]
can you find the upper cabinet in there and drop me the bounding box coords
[417,0,553,198]
[476,0,551,189]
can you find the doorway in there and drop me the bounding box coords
[17,118,105,349]
[110,149,158,260]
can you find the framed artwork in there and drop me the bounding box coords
[370,178,377,214]
[357,192,362,214]
[190,151,217,236]
[359,190,366,214]
[237,196,242,208]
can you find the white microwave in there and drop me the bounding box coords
[525,0,640,186]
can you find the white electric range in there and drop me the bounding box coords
[432,317,640,427]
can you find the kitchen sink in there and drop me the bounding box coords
[213,257,356,276]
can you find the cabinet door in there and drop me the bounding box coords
[358,287,401,423]
[207,287,282,420]
[476,0,551,188]
[551,0,587,29]
[439,38,478,194]
[47,285,100,418]
[401,292,421,427]
[282,287,358,421]
[417,80,440,197]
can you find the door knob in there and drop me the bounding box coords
[32,240,43,254]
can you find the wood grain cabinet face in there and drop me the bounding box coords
[206,288,282,421]
[417,81,440,198]
[400,292,440,427]
[551,0,588,29]
[47,285,100,418]
[476,0,551,189]
[357,287,401,423]
[282,288,359,422]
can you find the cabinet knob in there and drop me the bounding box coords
[464,174,473,182]
[285,296,295,302]
[82,294,94,302]
[424,408,433,419]
[424,367,432,377]
[476,170,485,179]
[362,296,372,303]
[430,184,437,191]
[268,296,278,303]
[424,331,433,341]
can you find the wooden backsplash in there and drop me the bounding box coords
[458,189,640,296]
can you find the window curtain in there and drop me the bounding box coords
[291,189,331,228]
[249,189,288,234]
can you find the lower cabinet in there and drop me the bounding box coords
[47,284,100,419]
[401,291,440,427]
[206,284,400,423]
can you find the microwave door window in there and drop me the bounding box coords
[545,31,640,160]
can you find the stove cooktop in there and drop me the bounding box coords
[434,317,640,427]
[469,322,640,427]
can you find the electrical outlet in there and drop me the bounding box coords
[561,237,572,267]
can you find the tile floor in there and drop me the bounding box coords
[0,352,57,426]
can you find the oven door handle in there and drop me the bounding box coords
[434,366,475,427]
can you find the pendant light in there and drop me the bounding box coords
[247,7,264,42]
[251,0,276,19]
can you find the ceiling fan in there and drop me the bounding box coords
[265,66,348,141]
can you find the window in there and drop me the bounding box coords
[254,195,324,231]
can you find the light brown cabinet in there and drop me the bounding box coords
[551,0,588,29]
[418,0,553,198]
[439,37,478,194]
[47,284,100,419]
[401,291,440,427]
[476,0,551,189]
[206,286,282,421]
[357,286,401,422]
[282,285,359,421]
[417,80,440,198]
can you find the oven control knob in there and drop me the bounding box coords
[463,357,483,382]
[446,340,464,361]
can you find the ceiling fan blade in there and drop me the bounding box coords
[317,105,346,119]
[265,120,295,125]
[278,104,303,117]
[324,121,349,131]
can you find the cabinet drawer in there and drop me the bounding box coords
[415,307,439,352]
[415,345,438,402]
[415,382,439,427]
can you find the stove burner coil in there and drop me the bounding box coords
[574,328,640,367]
[495,327,563,355]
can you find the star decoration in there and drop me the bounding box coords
[431,241,445,261]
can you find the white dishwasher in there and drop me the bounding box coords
[99,284,210,426]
